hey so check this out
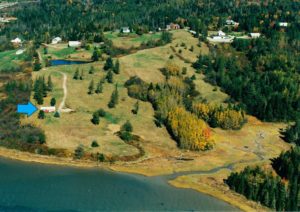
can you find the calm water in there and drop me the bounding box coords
[50,60,90,66]
[0,158,237,211]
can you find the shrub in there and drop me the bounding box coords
[91,140,99,147]
[38,110,45,119]
[74,145,85,159]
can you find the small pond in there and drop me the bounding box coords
[50,60,90,66]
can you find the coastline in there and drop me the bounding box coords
[0,146,267,211]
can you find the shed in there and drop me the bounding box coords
[68,41,81,47]
[249,33,261,38]
[52,37,62,44]
[40,106,56,113]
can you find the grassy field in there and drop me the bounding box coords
[20,30,291,210]
[0,49,26,71]
[40,43,93,61]
[104,32,162,49]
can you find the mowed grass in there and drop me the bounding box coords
[0,49,25,71]
[42,43,92,61]
[104,32,162,49]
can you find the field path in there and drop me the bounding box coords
[57,71,67,112]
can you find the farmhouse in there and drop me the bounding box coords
[68,41,81,47]
[208,30,234,43]
[166,23,180,30]
[278,22,288,27]
[121,27,130,34]
[226,19,239,26]
[11,37,22,44]
[218,30,226,36]
[52,37,62,44]
[40,106,56,113]
[249,33,261,38]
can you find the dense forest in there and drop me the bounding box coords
[1,0,299,42]
[193,34,299,121]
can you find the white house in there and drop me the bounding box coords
[249,33,261,38]
[121,27,130,34]
[68,41,81,47]
[40,106,56,113]
[278,22,288,27]
[226,20,239,26]
[189,30,197,35]
[218,30,226,36]
[16,49,25,55]
[11,37,22,44]
[52,37,62,44]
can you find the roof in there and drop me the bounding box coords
[11,37,21,43]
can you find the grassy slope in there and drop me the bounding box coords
[104,32,162,49]
[22,30,291,210]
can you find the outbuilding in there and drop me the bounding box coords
[11,37,22,44]
[68,41,81,47]
[121,27,130,34]
[40,106,56,113]
[249,33,261,38]
[52,37,62,44]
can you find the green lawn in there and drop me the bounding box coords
[0,50,26,71]
[48,47,76,58]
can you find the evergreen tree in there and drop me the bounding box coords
[47,75,53,91]
[104,57,113,71]
[38,110,45,119]
[54,111,60,118]
[88,80,94,94]
[121,120,133,132]
[73,68,79,80]
[91,49,100,61]
[132,101,139,114]
[91,112,100,125]
[89,66,95,74]
[106,70,113,83]
[108,84,119,108]
[50,97,56,106]
[95,81,103,94]
[80,70,84,80]
[113,60,120,74]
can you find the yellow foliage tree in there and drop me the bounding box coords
[167,107,214,151]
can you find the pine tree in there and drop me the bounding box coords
[91,49,100,61]
[42,76,48,97]
[47,75,53,91]
[80,70,84,80]
[88,80,94,94]
[38,110,45,119]
[132,101,139,114]
[104,57,113,71]
[54,111,60,118]
[106,70,113,83]
[91,112,100,125]
[95,81,103,94]
[73,68,79,80]
[121,120,133,132]
[108,84,119,108]
[50,97,56,106]
[89,66,95,74]
[113,60,120,74]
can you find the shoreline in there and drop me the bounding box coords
[0,147,266,211]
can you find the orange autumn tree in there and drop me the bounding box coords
[167,107,214,151]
